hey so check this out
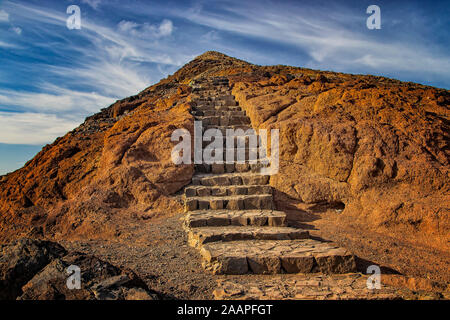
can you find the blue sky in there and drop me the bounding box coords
[0,0,449,174]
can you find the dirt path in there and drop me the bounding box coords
[61,214,219,299]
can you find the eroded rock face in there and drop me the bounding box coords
[0,239,66,299]
[231,70,449,249]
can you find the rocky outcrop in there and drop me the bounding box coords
[0,239,157,300]
[231,69,449,249]
[0,238,66,299]
[18,252,157,300]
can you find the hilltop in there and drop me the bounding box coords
[0,51,449,293]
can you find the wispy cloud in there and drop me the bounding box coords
[0,40,19,48]
[1,8,23,36]
[0,85,115,145]
[0,112,80,145]
[11,26,22,35]
[117,19,174,38]
[0,86,114,114]
[179,0,450,81]
[0,9,9,22]
[200,30,220,42]
[0,1,192,146]
[81,0,103,10]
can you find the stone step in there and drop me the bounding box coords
[202,148,262,157]
[184,194,273,212]
[187,226,310,248]
[192,90,231,95]
[193,77,227,81]
[194,148,267,163]
[217,100,238,106]
[213,275,404,300]
[193,94,235,102]
[211,80,229,85]
[192,87,230,93]
[203,125,253,136]
[185,184,272,197]
[199,239,357,275]
[192,92,230,97]
[192,104,240,111]
[192,106,241,113]
[197,136,264,149]
[192,86,229,91]
[192,110,246,117]
[194,161,269,174]
[192,83,228,87]
[193,99,236,106]
[195,115,250,126]
[192,81,229,87]
[193,78,228,82]
[192,172,270,186]
[216,95,235,101]
[194,100,237,107]
[184,210,287,228]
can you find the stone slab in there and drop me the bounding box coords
[184,210,287,228]
[187,226,309,247]
[213,274,408,300]
[199,239,357,275]
[192,172,270,186]
[184,194,273,211]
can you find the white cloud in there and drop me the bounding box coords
[0,86,115,114]
[158,19,173,37]
[117,20,138,33]
[11,26,22,35]
[117,19,173,38]
[46,62,151,99]
[0,40,18,48]
[201,30,220,42]
[81,0,103,10]
[0,9,22,36]
[0,9,9,22]
[0,112,80,144]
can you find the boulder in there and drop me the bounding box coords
[18,252,158,300]
[0,239,66,299]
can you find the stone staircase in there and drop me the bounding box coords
[183,77,357,275]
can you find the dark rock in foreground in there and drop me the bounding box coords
[0,239,158,300]
[0,238,66,299]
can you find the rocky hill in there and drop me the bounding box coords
[0,51,448,250]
